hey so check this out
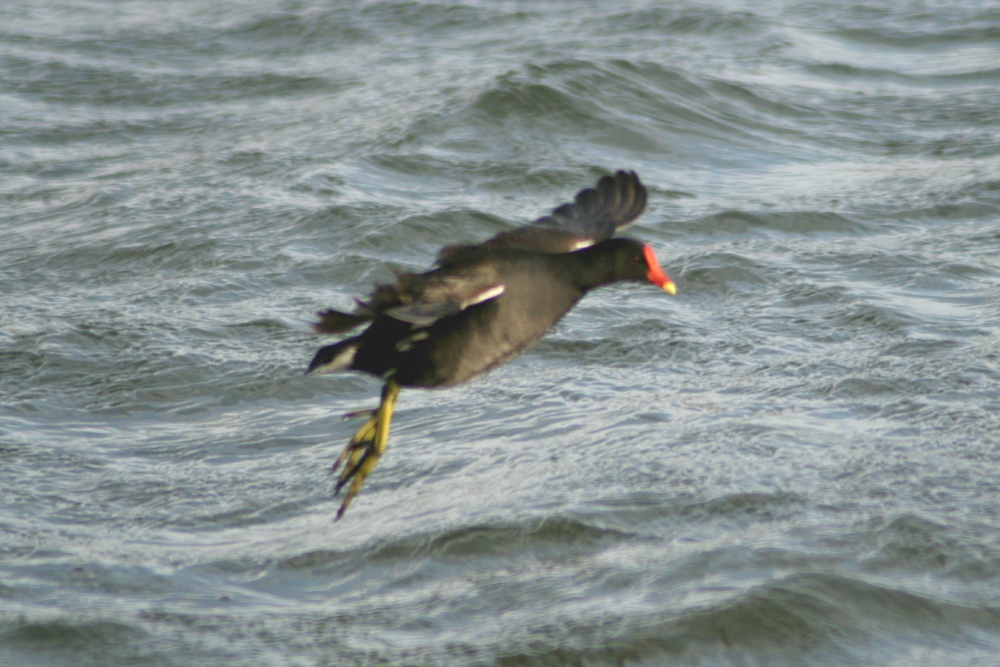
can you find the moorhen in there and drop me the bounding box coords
[307,170,676,519]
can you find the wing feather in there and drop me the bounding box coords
[313,170,647,334]
[439,170,647,259]
[313,265,504,332]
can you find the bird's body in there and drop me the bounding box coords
[308,171,675,518]
[313,240,663,388]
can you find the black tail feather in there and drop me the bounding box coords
[306,336,360,375]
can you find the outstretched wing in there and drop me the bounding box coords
[440,170,647,260]
[314,170,646,334]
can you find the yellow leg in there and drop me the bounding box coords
[331,380,400,520]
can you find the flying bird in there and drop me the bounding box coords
[307,170,676,519]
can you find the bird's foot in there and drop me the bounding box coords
[330,381,400,520]
[331,415,382,520]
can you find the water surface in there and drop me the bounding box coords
[2,1,1000,665]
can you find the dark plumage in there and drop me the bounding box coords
[307,170,676,518]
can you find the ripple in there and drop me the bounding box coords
[4,0,1000,665]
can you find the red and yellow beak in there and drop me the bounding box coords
[643,245,677,295]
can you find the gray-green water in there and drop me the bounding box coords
[3,1,1000,665]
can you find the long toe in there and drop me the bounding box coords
[332,417,378,486]
[331,416,377,476]
[336,449,382,520]
[335,447,372,497]
[332,380,400,520]
[333,451,361,495]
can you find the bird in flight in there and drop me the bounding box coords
[307,170,676,519]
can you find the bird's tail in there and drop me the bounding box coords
[306,336,360,375]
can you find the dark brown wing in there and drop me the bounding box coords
[314,302,375,334]
[439,170,647,261]
[314,170,646,334]
[314,264,504,333]
[373,266,504,326]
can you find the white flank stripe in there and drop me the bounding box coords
[462,284,505,308]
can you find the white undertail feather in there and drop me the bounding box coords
[311,341,357,374]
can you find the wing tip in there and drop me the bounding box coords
[606,169,646,227]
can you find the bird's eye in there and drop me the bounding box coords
[631,255,643,264]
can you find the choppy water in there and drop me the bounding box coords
[3,1,1000,665]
